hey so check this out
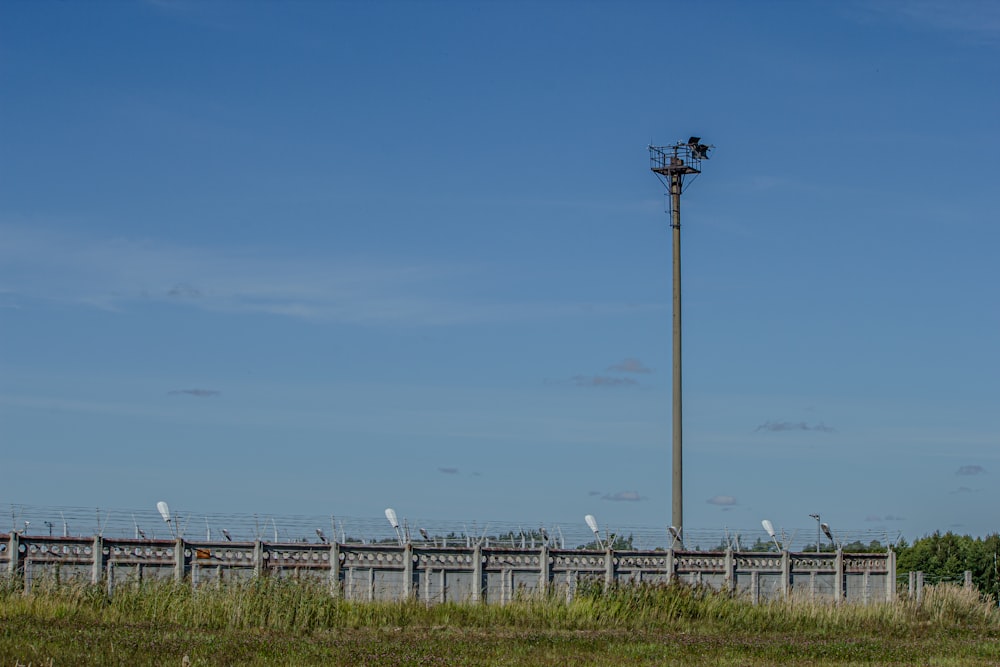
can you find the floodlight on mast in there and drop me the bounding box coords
[385,508,403,546]
[648,136,713,536]
[156,501,174,538]
[761,519,781,552]
[668,525,683,550]
[584,514,604,550]
[821,522,837,549]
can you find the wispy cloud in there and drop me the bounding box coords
[854,0,1000,41]
[168,389,220,397]
[588,490,602,497]
[707,495,737,506]
[956,465,986,476]
[606,358,652,374]
[755,421,836,433]
[438,467,459,475]
[167,283,202,299]
[572,375,638,388]
[951,486,978,495]
[601,491,644,502]
[865,513,905,522]
[0,224,661,326]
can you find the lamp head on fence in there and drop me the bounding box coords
[316,528,328,544]
[761,519,781,551]
[584,514,605,550]
[821,522,836,546]
[156,501,174,538]
[668,525,683,549]
[385,508,404,546]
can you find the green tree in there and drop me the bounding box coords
[896,532,1000,599]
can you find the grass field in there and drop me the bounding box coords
[2,579,999,665]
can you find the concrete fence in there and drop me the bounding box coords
[2,531,896,604]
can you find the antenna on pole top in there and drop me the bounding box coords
[648,136,713,537]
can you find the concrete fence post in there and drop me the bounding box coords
[886,549,897,601]
[8,532,19,578]
[91,535,104,585]
[666,549,674,584]
[604,548,615,591]
[834,549,844,604]
[750,570,760,605]
[964,570,974,589]
[330,541,341,597]
[724,548,735,594]
[780,550,791,599]
[472,543,482,603]
[539,544,549,596]
[908,571,916,599]
[253,540,264,578]
[402,543,413,599]
[174,538,186,583]
[915,571,924,604]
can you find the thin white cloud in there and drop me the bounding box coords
[607,358,652,374]
[956,465,986,476]
[572,375,638,388]
[0,224,661,326]
[755,421,836,433]
[601,491,644,502]
[168,389,221,397]
[860,0,1000,39]
[707,495,737,507]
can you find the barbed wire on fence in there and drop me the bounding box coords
[2,501,896,552]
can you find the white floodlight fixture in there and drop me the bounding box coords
[385,507,403,546]
[668,525,683,550]
[419,527,430,542]
[821,522,835,546]
[316,528,329,544]
[222,529,232,542]
[156,501,174,537]
[539,526,549,544]
[761,519,781,552]
[584,514,604,550]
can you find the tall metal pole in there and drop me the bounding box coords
[670,174,684,534]
[649,138,711,541]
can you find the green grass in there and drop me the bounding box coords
[2,579,999,665]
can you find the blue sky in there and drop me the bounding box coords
[2,0,999,546]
